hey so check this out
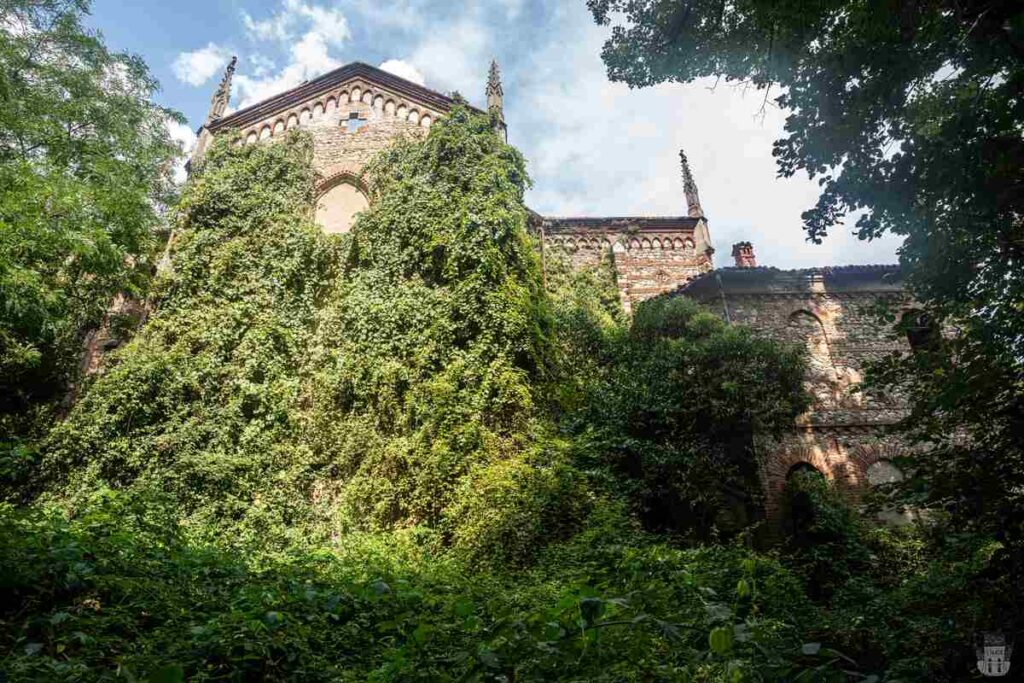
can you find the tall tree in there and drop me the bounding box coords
[587,0,1024,623]
[0,0,180,426]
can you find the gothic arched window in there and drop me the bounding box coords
[788,310,836,372]
[315,178,369,235]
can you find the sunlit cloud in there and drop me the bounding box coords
[172,42,232,86]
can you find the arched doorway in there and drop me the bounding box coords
[781,462,827,541]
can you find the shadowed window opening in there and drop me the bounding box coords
[903,310,940,351]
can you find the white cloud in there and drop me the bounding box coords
[379,59,425,86]
[249,53,277,78]
[172,42,232,87]
[494,0,525,19]
[403,16,489,97]
[242,0,348,47]
[165,118,197,184]
[233,0,350,108]
[512,8,901,269]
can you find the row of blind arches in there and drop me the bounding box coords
[242,86,434,144]
[552,236,696,251]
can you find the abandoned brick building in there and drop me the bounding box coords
[186,58,919,526]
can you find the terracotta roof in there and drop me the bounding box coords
[210,62,483,132]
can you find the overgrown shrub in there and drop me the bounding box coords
[554,292,809,539]
[0,492,844,681]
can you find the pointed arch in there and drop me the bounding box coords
[315,168,370,235]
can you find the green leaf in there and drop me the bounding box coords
[708,626,733,654]
[543,622,564,641]
[412,623,433,644]
[453,597,474,617]
[147,665,184,683]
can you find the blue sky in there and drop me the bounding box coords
[88,0,901,269]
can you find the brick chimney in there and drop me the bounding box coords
[732,242,757,268]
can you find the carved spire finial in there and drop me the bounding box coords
[679,149,704,218]
[206,55,237,124]
[486,58,503,120]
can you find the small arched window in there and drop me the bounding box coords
[783,462,827,542]
[866,460,904,486]
[788,310,832,363]
[902,310,940,351]
[787,462,822,480]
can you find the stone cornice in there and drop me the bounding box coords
[210,62,483,133]
[542,216,702,234]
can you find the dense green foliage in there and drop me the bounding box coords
[0,98,848,679]
[557,294,807,539]
[0,0,180,428]
[588,0,1024,663]
[2,18,1002,674]
[1,492,842,681]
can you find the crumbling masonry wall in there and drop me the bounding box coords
[672,266,915,524]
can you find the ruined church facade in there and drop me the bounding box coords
[191,58,916,528]
[195,60,715,311]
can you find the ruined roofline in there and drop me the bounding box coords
[209,61,485,132]
[666,263,904,299]
[713,263,901,275]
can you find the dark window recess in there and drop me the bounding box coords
[903,310,940,351]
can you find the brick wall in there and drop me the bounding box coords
[674,266,916,526]
[541,217,715,310]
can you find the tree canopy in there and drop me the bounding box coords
[589,0,1024,638]
[0,0,180,429]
